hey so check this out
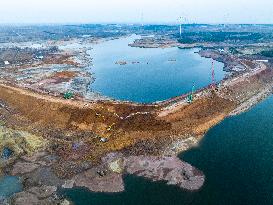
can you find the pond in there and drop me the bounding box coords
[89,35,226,103]
[0,176,22,201]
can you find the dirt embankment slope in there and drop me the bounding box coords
[0,64,272,162]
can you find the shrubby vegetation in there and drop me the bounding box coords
[259,50,273,57]
[178,32,263,44]
[229,47,241,54]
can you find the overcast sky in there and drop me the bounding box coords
[0,0,272,24]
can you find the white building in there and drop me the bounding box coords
[256,60,269,63]
[4,61,10,65]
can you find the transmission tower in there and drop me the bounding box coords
[211,60,216,88]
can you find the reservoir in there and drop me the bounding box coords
[89,35,226,103]
[61,95,273,205]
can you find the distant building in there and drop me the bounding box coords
[256,60,269,63]
[4,61,10,65]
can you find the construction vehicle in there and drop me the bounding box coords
[63,92,74,99]
[100,137,108,143]
[187,84,195,103]
[106,123,116,132]
[97,169,107,177]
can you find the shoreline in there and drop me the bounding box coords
[0,36,273,204]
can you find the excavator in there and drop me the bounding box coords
[63,91,74,99]
[106,123,116,132]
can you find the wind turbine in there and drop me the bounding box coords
[177,17,183,37]
[141,12,144,26]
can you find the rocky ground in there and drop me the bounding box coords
[0,37,104,103]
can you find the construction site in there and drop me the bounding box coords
[0,24,273,204]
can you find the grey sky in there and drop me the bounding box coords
[0,0,272,24]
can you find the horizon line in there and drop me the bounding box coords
[0,22,273,26]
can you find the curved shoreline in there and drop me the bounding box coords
[0,55,271,159]
[0,36,273,204]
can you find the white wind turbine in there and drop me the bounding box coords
[177,16,183,37]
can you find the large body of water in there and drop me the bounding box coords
[89,35,225,103]
[61,95,273,205]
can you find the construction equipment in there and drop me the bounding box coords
[187,84,195,103]
[97,169,107,177]
[106,123,116,132]
[63,92,74,99]
[95,113,107,122]
[100,137,108,143]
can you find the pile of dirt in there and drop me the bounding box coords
[162,94,236,135]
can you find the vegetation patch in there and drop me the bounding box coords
[259,49,273,57]
[178,32,264,44]
[0,126,47,163]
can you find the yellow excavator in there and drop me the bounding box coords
[106,123,116,131]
